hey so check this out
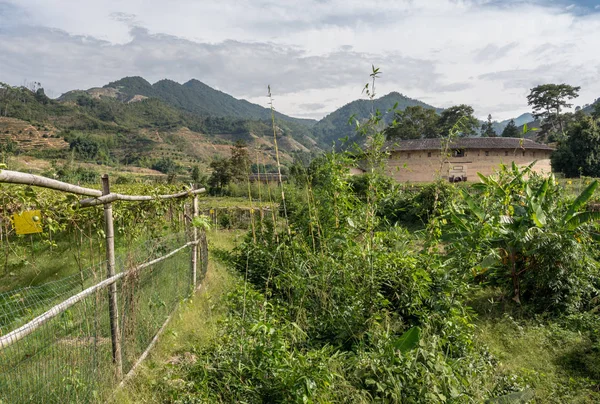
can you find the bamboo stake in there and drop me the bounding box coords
[191,194,198,289]
[102,174,123,380]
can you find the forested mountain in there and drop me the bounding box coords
[582,98,599,115]
[311,92,442,146]
[0,82,319,171]
[61,76,316,128]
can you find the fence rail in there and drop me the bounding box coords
[0,170,208,403]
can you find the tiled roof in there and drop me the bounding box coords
[386,137,555,151]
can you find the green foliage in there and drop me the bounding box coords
[164,70,501,403]
[190,165,202,186]
[438,105,479,137]
[229,140,251,181]
[443,164,600,311]
[551,113,600,177]
[104,77,315,128]
[41,160,99,183]
[380,181,457,225]
[501,119,520,138]
[481,114,497,137]
[68,136,100,160]
[208,158,232,195]
[527,83,580,139]
[151,157,180,174]
[191,214,211,231]
[312,92,441,147]
[385,105,440,140]
[592,100,600,119]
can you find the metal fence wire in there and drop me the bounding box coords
[0,170,209,403]
[0,232,208,403]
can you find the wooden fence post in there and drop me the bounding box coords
[102,174,123,380]
[191,193,198,290]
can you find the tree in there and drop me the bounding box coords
[152,157,179,174]
[69,137,100,160]
[552,113,600,177]
[437,105,479,138]
[527,84,580,138]
[501,119,520,138]
[385,106,439,140]
[481,114,496,137]
[229,140,251,181]
[191,165,203,187]
[208,158,232,194]
[445,164,600,308]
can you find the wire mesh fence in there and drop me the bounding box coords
[0,231,208,403]
[200,206,273,230]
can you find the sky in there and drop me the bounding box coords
[0,0,599,121]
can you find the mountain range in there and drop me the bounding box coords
[2,76,598,175]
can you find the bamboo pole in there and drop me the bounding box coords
[191,194,198,289]
[0,169,102,196]
[79,188,206,207]
[102,174,123,380]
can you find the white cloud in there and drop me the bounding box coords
[1,0,599,120]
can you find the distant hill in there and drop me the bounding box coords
[311,92,442,147]
[582,98,599,115]
[61,76,316,128]
[1,83,320,172]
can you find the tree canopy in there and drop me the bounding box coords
[481,114,496,137]
[437,104,479,137]
[385,106,439,140]
[527,84,580,138]
[501,119,520,138]
[551,112,600,177]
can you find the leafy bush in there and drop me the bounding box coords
[152,157,180,174]
[379,181,456,225]
[188,153,499,402]
[444,163,600,312]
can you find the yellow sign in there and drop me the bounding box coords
[13,210,43,235]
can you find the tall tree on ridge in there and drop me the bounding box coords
[481,114,497,137]
[527,84,580,139]
[501,119,520,138]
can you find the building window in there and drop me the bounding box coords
[452,149,465,157]
[407,153,411,159]
[505,151,509,156]
[427,152,432,158]
[522,151,525,157]
[485,151,489,157]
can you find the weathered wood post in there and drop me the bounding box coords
[191,193,199,290]
[102,174,123,380]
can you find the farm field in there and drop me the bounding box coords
[105,158,600,403]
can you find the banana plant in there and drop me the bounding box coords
[444,163,600,305]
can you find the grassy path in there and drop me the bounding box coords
[114,230,244,403]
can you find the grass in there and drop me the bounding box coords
[0,233,192,404]
[113,229,244,403]
[198,195,277,209]
[471,288,600,403]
